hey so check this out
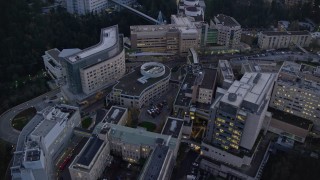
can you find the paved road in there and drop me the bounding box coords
[230,51,320,65]
[0,88,60,144]
[171,149,199,180]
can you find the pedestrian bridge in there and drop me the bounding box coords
[110,0,160,24]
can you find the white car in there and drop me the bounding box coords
[192,162,199,167]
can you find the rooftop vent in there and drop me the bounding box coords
[170,120,177,132]
[228,93,237,102]
[111,109,120,119]
[253,73,262,84]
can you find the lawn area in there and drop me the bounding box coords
[81,117,93,129]
[12,107,37,131]
[138,121,156,132]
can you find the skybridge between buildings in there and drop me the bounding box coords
[111,0,160,24]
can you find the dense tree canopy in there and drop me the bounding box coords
[137,0,177,23]
[0,0,148,113]
[205,0,320,27]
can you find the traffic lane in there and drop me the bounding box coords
[172,150,199,179]
[59,137,88,180]
[0,89,60,144]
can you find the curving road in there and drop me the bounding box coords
[0,88,60,144]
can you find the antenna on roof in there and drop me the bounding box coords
[157,11,166,25]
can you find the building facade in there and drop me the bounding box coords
[103,124,179,163]
[11,105,81,180]
[203,72,275,166]
[43,48,66,80]
[107,62,171,109]
[269,61,320,129]
[69,136,111,180]
[130,16,200,56]
[217,60,234,89]
[177,0,205,22]
[210,14,242,48]
[258,31,311,50]
[197,68,218,104]
[138,145,174,180]
[62,25,125,95]
[66,0,108,15]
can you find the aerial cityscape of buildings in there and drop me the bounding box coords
[2,0,320,180]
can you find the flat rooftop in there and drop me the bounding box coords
[142,145,170,179]
[221,73,275,108]
[31,106,76,137]
[171,14,194,27]
[131,24,179,33]
[26,150,40,162]
[102,106,126,124]
[161,117,184,138]
[200,68,217,89]
[261,30,310,36]
[15,114,44,152]
[130,23,198,34]
[46,48,64,62]
[76,136,104,167]
[215,14,240,27]
[113,65,170,96]
[242,60,281,73]
[268,107,313,130]
[201,132,273,178]
[106,124,177,150]
[68,26,118,63]
[31,119,56,137]
[278,61,320,93]
[219,60,234,80]
[174,72,196,107]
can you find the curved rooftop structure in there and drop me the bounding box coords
[185,7,202,17]
[114,63,170,96]
[66,25,122,63]
[140,62,166,78]
[184,0,199,6]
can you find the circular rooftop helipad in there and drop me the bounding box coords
[140,62,166,78]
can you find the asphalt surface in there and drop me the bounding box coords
[230,51,320,65]
[0,88,60,144]
[138,84,179,131]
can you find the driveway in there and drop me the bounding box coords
[0,88,60,144]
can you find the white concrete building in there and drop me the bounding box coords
[218,60,234,89]
[103,124,179,163]
[66,0,108,15]
[130,18,199,56]
[204,72,276,166]
[138,145,174,180]
[43,48,66,80]
[69,136,111,180]
[258,31,311,50]
[210,14,242,48]
[269,61,320,129]
[197,68,218,104]
[11,105,81,180]
[107,62,170,109]
[177,0,205,22]
[62,25,125,96]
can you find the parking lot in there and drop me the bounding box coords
[138,84,179,132]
